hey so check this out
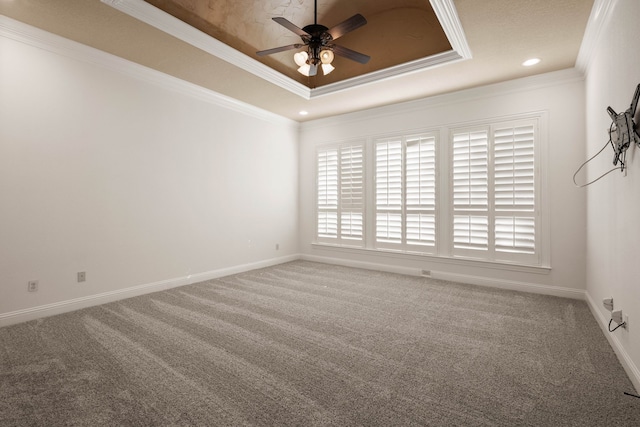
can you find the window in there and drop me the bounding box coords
[375,134,437,251]
[451,121,538,264]
[452,129,489,252]
[314,115,544,267]
[317,143,364,246]
[375,139,402,245]
[317,149,338,239]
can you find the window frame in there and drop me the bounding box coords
[313,112,549,270]
[449,117,541,265]
[373,132,438,254]
[315,141,366,247]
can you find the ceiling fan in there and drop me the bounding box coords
[256,0,371,77]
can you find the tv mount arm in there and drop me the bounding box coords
[607,83,640,170]
[573,84,640,187]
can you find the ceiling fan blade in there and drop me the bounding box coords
[326,14,367,40]
[332,44,370,64]
[256,44,303,56]
[272,17,309,37]
[309,63,318,77]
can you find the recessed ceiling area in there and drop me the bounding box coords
[0,0,595,121]
[143,0,453,88]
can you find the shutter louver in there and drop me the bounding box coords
[493,124,536,255]
[376,140,403,244]
[341,212,363,240]
[375,140,402,210]
[317,149,338,239]
[407,213,435,246]
[376,212,402,243]
[494,125,535,212]
[340,145,364,240]
[453,131,488,211]
[453,215,488,250]
[318,212,338,238]
[453,131,488,251]
[318,150,338,209]
[340,145,363,209]
[495,216,535,253]
[406,136,436,246]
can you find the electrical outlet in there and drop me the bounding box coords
[276,243,280,250]
[612,310,624,325]
[624,314,629,331]
[27,280,38,292]
[603,297,614,311]
[77,271,86,282]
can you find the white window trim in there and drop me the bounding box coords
[373,132,439,253]
[310,243,551,275]
[313,112,550,270]
[315,140,366,248]
[449,118,540,265]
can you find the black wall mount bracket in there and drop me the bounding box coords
[607,83,640,171]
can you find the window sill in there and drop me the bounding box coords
[310,243,551,275]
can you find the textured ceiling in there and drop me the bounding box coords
[143,0,452,88]
[0,0,595,121]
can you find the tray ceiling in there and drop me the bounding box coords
[0,0,595,121]
[144,0,453,88]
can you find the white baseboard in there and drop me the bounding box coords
[432,271,585,300]
[185,254,300,284]
[301,254,423,277]
[0,254,300,328]
[585,291,640,393]
[301,254,585,300]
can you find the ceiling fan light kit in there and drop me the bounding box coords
[319,49,335,75]
[321,62,335,76]
[293,48,334,76]
[256,0,370,78]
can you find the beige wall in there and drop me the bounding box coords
[0,25,299,320]
[299,70,587,295]
[584,0,640,390]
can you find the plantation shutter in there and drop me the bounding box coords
[317,149,338,239]
[375,140,402,245]
[494,124,535,254]
[315,117,541,265]
[374,134,437,251]
[452,130,489,251]
[340,145,364,241]
[406,135,436,247]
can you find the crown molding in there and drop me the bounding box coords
[429,0,472,59]
[101,0,471,99]
[575,0,617,74]
[101,0,311,99]
[311,0,471,97]
[311,50,464,98]
[301,68,583,131]
[0,15,297,126]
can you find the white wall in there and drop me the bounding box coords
[299,70,587,296]
[584,0,640,388]
[0,22,299,322]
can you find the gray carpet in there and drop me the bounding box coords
[1,261,639,426]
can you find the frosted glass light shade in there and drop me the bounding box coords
[321,63,335,75]
[320,50,334,64]
[297,63,311,76]
[294,51,309,67]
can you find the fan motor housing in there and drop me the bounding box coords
[302,24,332,46]
[302,24,329,36]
